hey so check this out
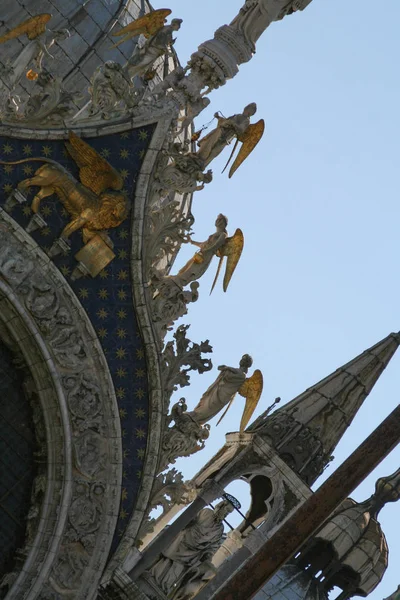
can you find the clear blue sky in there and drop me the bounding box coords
[159,1,400,598]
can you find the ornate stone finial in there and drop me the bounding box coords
[368,468,400,517]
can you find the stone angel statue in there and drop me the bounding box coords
[187,354,264,431]
[0,132,128,247]
[168,214,243,294]
[111,8,182,81]
[0,14,69,85]
[195,103,265,176]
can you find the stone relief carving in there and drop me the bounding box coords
[137,468,197,545]
[0,217,121,600]
[158,398,211,473]
[147,500,234,598]
[154,140,213,196]
[161,324,213,402]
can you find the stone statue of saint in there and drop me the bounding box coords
[168,214,228,289]
[149,501,234,596]
[187,354,253,425]
[195,103,257,167]
[125,18,183,81]
[230,0,313,50]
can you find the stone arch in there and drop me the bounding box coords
[0,212,122,600]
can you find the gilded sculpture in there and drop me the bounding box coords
[187,354,264,431]
[0,132,129,248]
[111,9,182,82]
[166,214,244,293]
[0,14,70,84]
[195,102,265,177]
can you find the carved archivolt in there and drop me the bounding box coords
[0,211,122,600]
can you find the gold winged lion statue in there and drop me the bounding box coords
[0,132,129,247]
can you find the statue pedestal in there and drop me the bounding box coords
[26,213,47,233]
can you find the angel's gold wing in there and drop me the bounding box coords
[0,14,51,44]
[238,369,264,432]
[228,119,265,179]
[65,132,124,196]
[111,8,172,48]
[210,228,244,294]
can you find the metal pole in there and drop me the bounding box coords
[213,403,400,600]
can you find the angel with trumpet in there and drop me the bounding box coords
[187,354,264,432]
[195,102,265,178]
[167,214,244,295]
[110,8,182,81]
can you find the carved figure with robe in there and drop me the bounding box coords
[148,500,234,596]
[196,103,257,167]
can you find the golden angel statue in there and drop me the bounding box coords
[111,8,182,81]
[0,14,69,86]
[168,214,243,293]
[0,132,128,246]
[195,102,265,177]
[187,355,264,431]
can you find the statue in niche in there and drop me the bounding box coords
[187,354,264,431]
[159,214,244,295]
[194,103,264,177]
[148,500,234,597]
[110,9,182,82]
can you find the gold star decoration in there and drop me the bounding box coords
[120,131,130,139]
[136,348,144,360]
[120,149,129,159]
[139,130,148,141]
[117,289,127,301]
[22,206,32,216]
[116,367,127,378]
[123,448,130,458]
[117,309,127,319]
[122,488,128,501]
[135,407,146,418]
[42,145,52,157]
[41,205,52,216]
[117,328,127,339]
[100,147,111,158]
[97,308,108,320]
[137,448,145,459]
[40,227,51,237]
[136,470,142,479]
[116,347,127,359]
[135,368,145,378]
[119,168,129,180]
[3,164,13,174]
[60,265,70,276]
[118,229,128,240]
[23,144,32,156]
[99,269,109,279]
[138,149,146,159]
[3,143,13,155]
[119,508,128,520]
[98,327,108,339]
[118,249,128,260]
[98,288,108,300]
[23,165,33,176]
[3,183,13,193]
[135,388,145,400]
[78,288,89,299]
[135,428,146,440]
[117,269,128,281]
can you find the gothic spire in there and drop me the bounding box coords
[250,332,400,484]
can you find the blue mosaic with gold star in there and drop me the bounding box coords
[0,125,156,553]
